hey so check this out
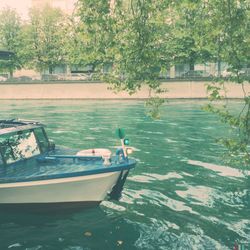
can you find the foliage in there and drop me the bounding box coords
[22,5,68,73]
[145,97,165,119]
[169,0,215,68]
[76,0,250,170]
[77,0,173,118]
[203,95,250,171]
[0,1,249,169]
[64,15,87,68]
[107,0,170,93]
[202,0,250,170]
[76,0,115,71]
[0,8,22,76]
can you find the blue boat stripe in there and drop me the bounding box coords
[0,161,136,184]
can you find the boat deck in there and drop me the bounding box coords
[0,152,136,184]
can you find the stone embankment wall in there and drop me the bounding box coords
[0,82,249,99]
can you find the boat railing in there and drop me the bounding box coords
[37,154,103,163]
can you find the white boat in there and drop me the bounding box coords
[0,120,136,211]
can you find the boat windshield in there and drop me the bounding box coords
[0,153,3,166]
[33,127,49,153]
[0,130,40,164]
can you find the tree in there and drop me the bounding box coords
[64,10,95,71]
[76,0,116,72]
[23,5,68,74]
[77,0,172,117]
[201,0,250,170]
[169,1,215,70]
[0,8,22,77]
[77,0,250,169]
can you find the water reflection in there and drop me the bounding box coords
[0,208,140,250]
[176,185,214,207]
[188,160,250,177]
[128,172,182,183]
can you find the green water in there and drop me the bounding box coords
[0,100,249,250]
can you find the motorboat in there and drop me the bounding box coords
[0,119,136,211]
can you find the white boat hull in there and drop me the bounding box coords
[0,171,122,209]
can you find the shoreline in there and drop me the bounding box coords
[0,81,249,99]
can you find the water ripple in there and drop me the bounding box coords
[188,160,250,178]
[0,100,248,249]
[176,185,214,207]
[128,172,182,183]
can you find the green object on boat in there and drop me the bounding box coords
[124,138,129,145]
[116,128,126,139]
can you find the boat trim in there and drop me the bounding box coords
[0,124,43,136]
[0,160,136,184]
[0,171,118,188]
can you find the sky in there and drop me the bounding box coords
[0,0,77,19]
[0,0,32,18]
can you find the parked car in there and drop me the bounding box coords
[221,69,231,77]
[9,76,31,82]
[16,76,32,81]
[41,74,60,81]
[0,76,7,82]
[31,75,41,81]
[221,68,250,79]
[70,73,89,81]
[63,73,89,81]
[239,68,250,78]
[181,70,211,78]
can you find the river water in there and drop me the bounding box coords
[0,100,249,250]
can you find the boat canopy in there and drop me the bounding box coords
[0,119,44,135]
[0,120,50,165]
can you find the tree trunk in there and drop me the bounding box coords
[49,66,53,74]
[217,60,221,77]
[189,62,195,71]
[9,68,13,78]
[217,38,222,77]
